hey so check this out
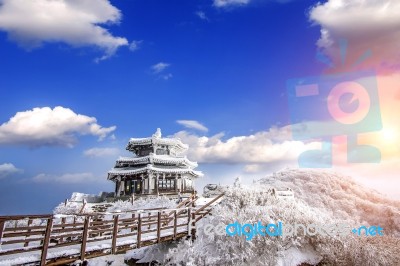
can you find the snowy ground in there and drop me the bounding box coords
[2,169,399,265]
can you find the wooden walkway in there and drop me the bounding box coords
[0,194,224,266]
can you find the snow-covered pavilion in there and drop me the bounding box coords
[108,128,203,198]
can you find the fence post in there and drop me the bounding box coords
[173,210,177,240]
[80,216,90,261]
[40,217,53,266]
[24,219,33,247]
[111,215,119,254]
[191,212,196,240]
[131,213,135,233]
[136,213,141,248]
[157,212,161,243]
[192,191,197,207]
[187,208,191,237]
[0,220,5,244]
[59,217,66,243]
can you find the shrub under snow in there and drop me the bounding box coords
[164,169,400,266]
[107,196,176,213]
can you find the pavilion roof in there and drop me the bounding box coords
[126,128,188,153]
[116,154,197,168]
[108,164,203,179]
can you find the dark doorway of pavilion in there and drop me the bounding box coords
[125,179,141,195]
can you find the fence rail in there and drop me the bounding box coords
[0,193,224,265]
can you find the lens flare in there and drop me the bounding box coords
[380,128,397,144]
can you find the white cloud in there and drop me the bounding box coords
[243,164,261,173]
[32,172,97,184]
[0,0,128,60]
[84,147,120,157]
[0,106,116,148]
[173,127,318,164]
[0,163,23,179]
[195,11,208,21]
[151,62,172,80]
[129,40,142,52]
[213,0,250,8]
[151,62,170,73]
[309,0,400,72]
[162,73,173,80]
[213,0,293,9]
[176,120,208,132]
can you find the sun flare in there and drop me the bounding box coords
[380,128,398,144]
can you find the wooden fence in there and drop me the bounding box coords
[0,193,224,265]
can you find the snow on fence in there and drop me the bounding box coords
[0,209,189,265]
[0,193,224,266]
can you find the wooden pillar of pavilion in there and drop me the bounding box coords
[141,176,144,194]
[155,173,159,194]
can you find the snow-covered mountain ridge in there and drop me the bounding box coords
[258,169,400,236]
[164,169,400,266]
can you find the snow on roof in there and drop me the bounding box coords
[108,164,203,178]
[126,129,188,152]
[116,154,198,168]
[127,137,187,148]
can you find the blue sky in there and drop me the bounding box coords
[1,0,399,214]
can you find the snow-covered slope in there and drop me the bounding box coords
[165,169,400,266]
[259,169,400,236]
